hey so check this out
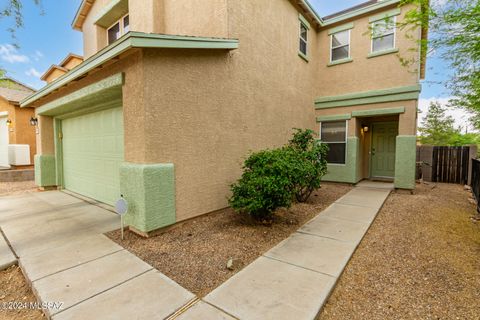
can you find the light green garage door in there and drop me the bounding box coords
[62,107,124,205]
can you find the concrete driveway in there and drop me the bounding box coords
[0,191,195,319]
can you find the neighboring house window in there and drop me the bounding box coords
[330,30,350,62]
[299,21,308,56]
[320,121,347,164]
[108,14,130,45]
[371,17,396,52]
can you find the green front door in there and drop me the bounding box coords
[62,107,124,205]
[371,122,398,179]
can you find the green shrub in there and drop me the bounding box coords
[229,148,298,221]
[229,128,329,221]
[288,129,328,202]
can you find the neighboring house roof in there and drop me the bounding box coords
[0,78,35,104]
[41,53,84,82]
[40,65,69,82]
[0,77,35,92]
[59,53,84,68]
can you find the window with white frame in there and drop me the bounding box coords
[320,121,347,164]
[371,17,396,53]
[108,14,130,45]
[299,21,308,56]
[330,30,350,62]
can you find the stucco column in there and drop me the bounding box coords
[34,114,56,187]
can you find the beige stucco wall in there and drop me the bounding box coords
[83,0,229,58]
[137,0,320,221]
[163,0,228,38]
[82,0,112,58]
[315,3,420,97]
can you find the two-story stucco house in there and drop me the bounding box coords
[22,0,426,235]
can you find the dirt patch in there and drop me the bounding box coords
[319,183,480,320]
[107,182,352,297]
[0,181,37,197]
[0,266,43,320]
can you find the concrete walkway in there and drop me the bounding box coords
[193,181,393,320]
[0,191,196,319]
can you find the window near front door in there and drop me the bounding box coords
[330,30,350,62]
[371,17,396,52]
[107,14,130,45]
[320,121,347,164]
[299,22,308,56]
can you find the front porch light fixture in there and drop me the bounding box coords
[363,125,369,132]
[30,117,38,126]
[6,119,12,126]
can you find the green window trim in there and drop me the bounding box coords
[316,114,351,122]
[315,84,421,109]
[327,22,354,35]
[367,48,399,58]
[298,51,309,62]
[299,14,311,30]
[351,107,405,117]
[327,58,353,67]
[369,8,402,23]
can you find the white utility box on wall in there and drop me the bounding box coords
[8,144,31,165]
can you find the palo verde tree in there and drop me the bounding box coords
[399,0,480,129]
[419,100,480,146]
[418,101,458,145]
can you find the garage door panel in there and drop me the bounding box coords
[62,107,124,205]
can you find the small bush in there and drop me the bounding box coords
[229,148,298,221]
[229,129,328,221]
[288,128,328,202]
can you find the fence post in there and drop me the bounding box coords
[468,144,478,186]
[418,145,434,182]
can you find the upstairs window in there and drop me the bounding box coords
[108,14,130,45]
[299,22,308,56]
[320,121,347,164]
[330,30,350,62]
[371,17,396,52]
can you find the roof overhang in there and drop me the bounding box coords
[322,0,400,26]
[21,32,239,108]
[72,0,94,31]
[59,53,84,68]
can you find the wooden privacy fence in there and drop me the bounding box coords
[417,145,477,185]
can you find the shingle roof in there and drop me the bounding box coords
[0,78,34,104]
[323,0,378,20]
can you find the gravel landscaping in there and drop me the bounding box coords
[319,183,480,320]
[107,182,352,297]
[0,181,37,197]
[0,266,43,320]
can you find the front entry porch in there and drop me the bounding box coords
[359,118,399,182]
[317,104,417,190]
